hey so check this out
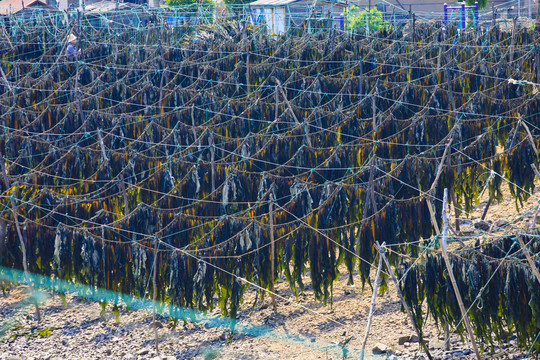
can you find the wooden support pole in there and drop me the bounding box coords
[530,164,540,227]
[530,205,540,228]
[429,138,453,195]
[0,152,40,321]
[243,21,250,95]
[0,24,14,51]
[360,252,383,360]
[158,67,167,114]
[412,12,416,44]
[375,241,433,360]
[152,237,160,355]
[445,66,456,113]
[97,129,108,164]
[481,198,491,221]
[517,236,540,285]
[450,189,460,232]
[531,163,540,181]
[363,157,378,220]
[274,84,279,125]
[425,138,453,235]
[274,79,312,147]
[0,66,12,93]
[426,201,441,235]
[509,18,516,64]
[372,91,377,132]
[441,188,482,360]
[437,46,442,84]
[358,61,363,98]
[210,132,215,193]
[521,121,538,156]
[119,180,129,217]
[369,159,378,214]
[190,104,200,152]
[269,193,277,309]
[492,3,496,27]
[509,119,522,149]
[409,5,413,42]
[536,46,540,84]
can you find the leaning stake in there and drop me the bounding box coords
[360,253,383,360]
[0,152,40,321]
[441,189,482,360]
[375,241,433,360]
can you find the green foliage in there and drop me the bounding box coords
[464,0,487,10]
[345,6,388,33]
[166,0,212,8]
[223,0,251,4]
[112,304,120,323]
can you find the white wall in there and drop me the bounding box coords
[251,6,286,34]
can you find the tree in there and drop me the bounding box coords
[463,0,488,10]
[166,0,212,8]
[345,6,389,33]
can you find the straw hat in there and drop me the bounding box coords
[68,34,77,43]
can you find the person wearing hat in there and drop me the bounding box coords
[66,34,81,59]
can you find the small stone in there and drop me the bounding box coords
[409,335,419,343]
[398,335,411,345]
[372,342,392,354]
[473,219,490,231]
[151,321,164,329]
[492,219,509,230]
[137,348,150,356]
[403,342,410,348]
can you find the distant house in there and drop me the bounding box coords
[74,1,146,28]
[250,0,348,34]
[0,0,55,15]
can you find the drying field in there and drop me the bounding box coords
[1,11,540,359]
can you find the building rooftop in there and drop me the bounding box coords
[0,0,55,15]
[250,0,347,7]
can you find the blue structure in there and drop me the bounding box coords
[444,2,479,29]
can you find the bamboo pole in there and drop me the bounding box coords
[274,79,312,147]
[0,152,40,321]
[521,121,538,156]
[210,132,215,193]
[450,189,460,232]
[120,180,128,217]
[517,236,540,285]
[441,188,482,360]
[97,129,108,164]
[372,91,377,132]
[191,104,199,152]
[375,241,433,360]
[269,193,276,309]
[360,253,383,360]
[152,237,160,355]
[429,138,453,195]
[529,164,540,227]
[536,46,540,84]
